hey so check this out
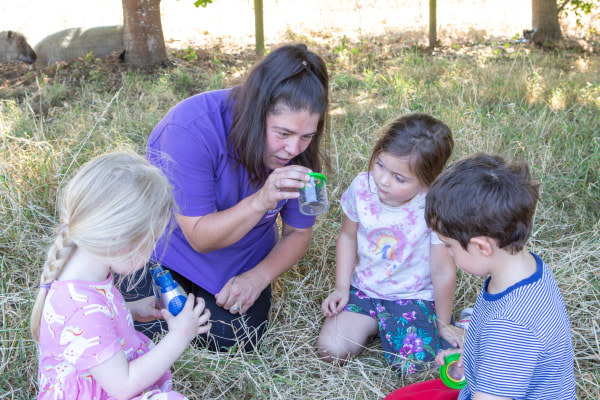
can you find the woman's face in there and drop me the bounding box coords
[264,107,320,170]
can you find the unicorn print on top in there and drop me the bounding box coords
[59,326,101,364]
[368,227,407,276]
[42,290,66,338]
[67,282,88,303]
[37,276,183,400]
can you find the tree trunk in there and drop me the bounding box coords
[429,0,437,49]
[122,0,168,67]
[254,0,264,56]
[531,0,563,44]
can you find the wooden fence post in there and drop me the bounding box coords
[429,0,437,49]
[254,0,264,56]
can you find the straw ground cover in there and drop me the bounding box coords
[2,23,600,400]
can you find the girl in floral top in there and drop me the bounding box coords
[318,113,463,373]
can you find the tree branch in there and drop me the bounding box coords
[557,0,571,13]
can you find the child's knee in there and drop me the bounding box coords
[317,338,352,364]
[317,326,361,363]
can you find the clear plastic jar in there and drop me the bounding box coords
[298,172,328,215]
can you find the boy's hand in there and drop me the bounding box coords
[321,288,349,317]
[127,296,162,322]
[435,347,463,367]
[437,348,466,385]
[439,324,466,348]
[163,294,212,343]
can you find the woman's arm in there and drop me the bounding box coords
[430,243,465,348]
[321,216,359,317]
[178,165,311,253]
[215,222,313,314]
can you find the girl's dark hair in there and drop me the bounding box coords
[425,153,540,254]
[228,44,330,187]
[368,113,454,187]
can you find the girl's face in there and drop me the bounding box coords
[264,107,320,170]
[372,152,424,207]
[110,242,153,276]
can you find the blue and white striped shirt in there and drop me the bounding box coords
[459,253,575,400]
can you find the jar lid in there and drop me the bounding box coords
[308,172,327,182]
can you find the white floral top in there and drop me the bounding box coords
[342,172,441,301]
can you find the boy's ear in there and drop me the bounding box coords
[469,236,494,257]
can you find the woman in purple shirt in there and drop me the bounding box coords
[130,44,329,351]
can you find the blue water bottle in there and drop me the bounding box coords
[149,264,187,316]
[149,263,165,298]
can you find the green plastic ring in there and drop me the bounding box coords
[304,172,326,188]
[307,172,327,182]
[439,353,467,389]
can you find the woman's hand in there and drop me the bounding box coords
[215,270,268,314]
[127,296,162,322]
[163,294,212,342]
[252,165,311,212]
[321,288,350,317]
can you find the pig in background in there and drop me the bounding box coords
[0,30,37,64]
[1,26,124,68]
[33,25,124,67]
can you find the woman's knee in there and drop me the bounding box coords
[190,314,268,352]
[190,281,271,352]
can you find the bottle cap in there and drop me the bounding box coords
[156,270,177,291]
[149,263,164,282]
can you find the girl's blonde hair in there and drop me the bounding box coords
[30,151,175,341]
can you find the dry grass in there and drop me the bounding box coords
[2,1,600,399]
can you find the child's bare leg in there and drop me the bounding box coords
[317,311,378,364]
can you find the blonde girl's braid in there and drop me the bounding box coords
[43,224,75,281]
[30,223,76,341]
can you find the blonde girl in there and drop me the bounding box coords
[318,113,463,374]
[30,152,211,400]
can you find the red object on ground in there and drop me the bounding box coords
[384,378,460,400]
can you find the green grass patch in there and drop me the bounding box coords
[1,34,599,399]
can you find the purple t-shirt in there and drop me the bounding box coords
[147,89,315,294]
